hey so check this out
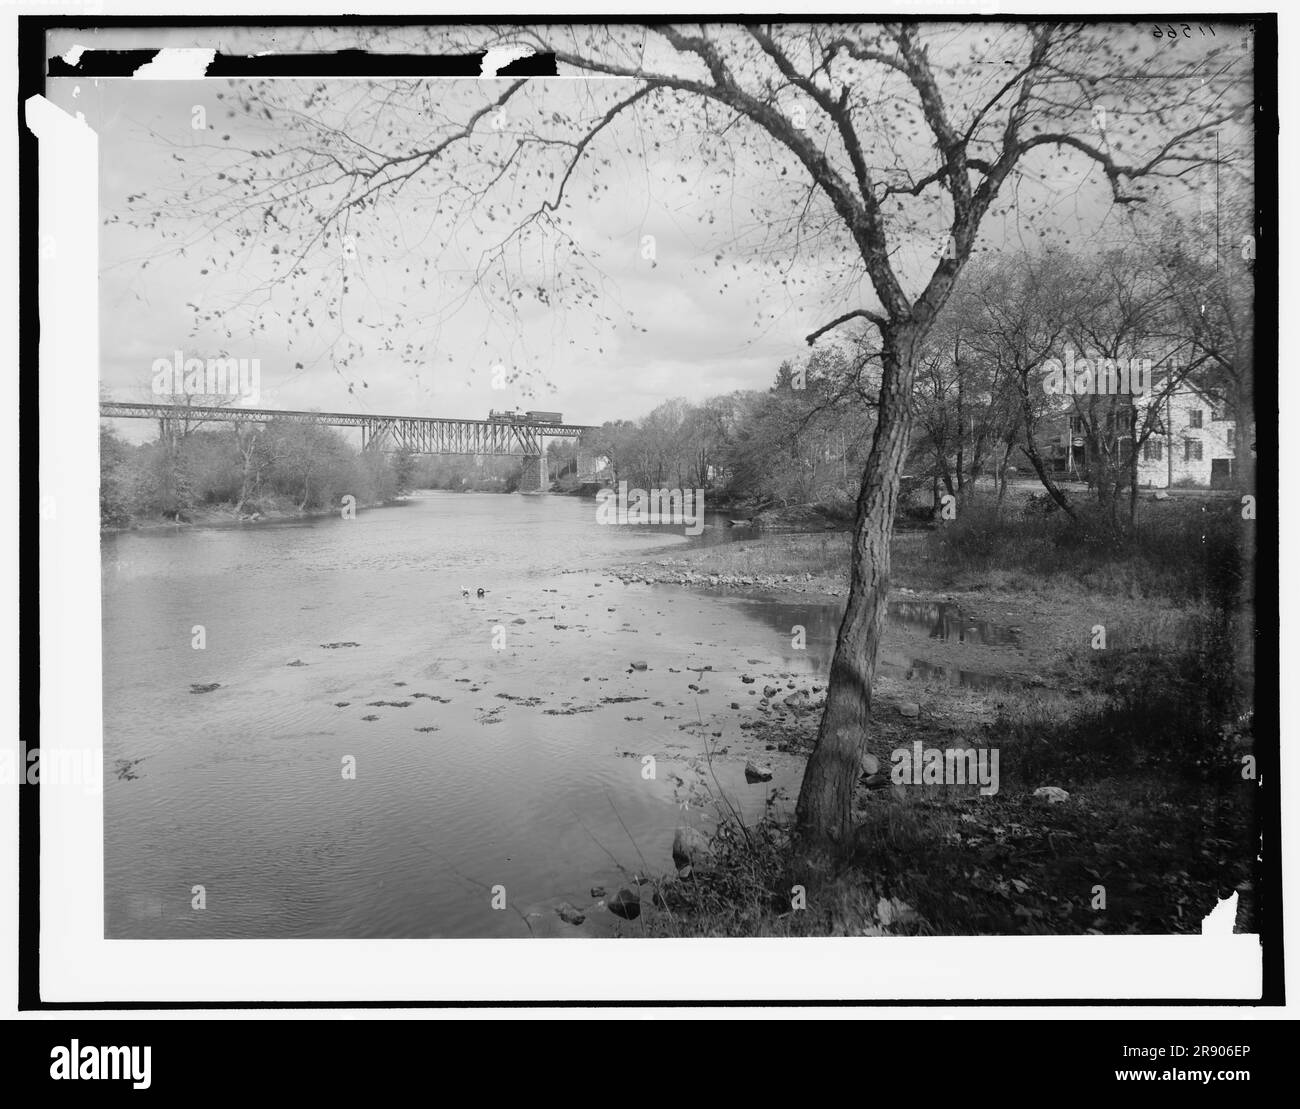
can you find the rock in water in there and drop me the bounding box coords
[672,825,714,869]
[744,760,774,782]
[557,903,586,926]
[589,885,606,899]
[630,661,648,671]
[897,701,920,718]
[783,691,811,712]
[607,888,641,920]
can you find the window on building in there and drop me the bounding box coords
[1184,439,1203,462]
[1227,426,1236,447]
[1211,403,1227,421]
[1189,410,1203,429]
[1143,440,1163,462]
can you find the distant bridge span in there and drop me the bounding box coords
[99,401,599,490]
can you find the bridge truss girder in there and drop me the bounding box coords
[99,402,592,458]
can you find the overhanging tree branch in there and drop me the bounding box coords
[806,308,887,344]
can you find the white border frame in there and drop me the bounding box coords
[14,0,1279,1008]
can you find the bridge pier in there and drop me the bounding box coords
[518,454,548,493]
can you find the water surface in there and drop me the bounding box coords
[102,493,1022,938]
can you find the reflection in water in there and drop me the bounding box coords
[741,598,1024,691]
[886,600,1022,648]
[880,653,1021,691]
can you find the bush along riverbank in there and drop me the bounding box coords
[101,492,402,533]
[593,496,1256,937]
[100,421,412,530]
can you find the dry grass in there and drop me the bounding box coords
[646,623,1255,937]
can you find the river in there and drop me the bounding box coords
[101,492,830,938]
[101,491,1026,938]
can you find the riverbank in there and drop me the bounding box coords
[101,494,403,533]
[591,516,1256,937]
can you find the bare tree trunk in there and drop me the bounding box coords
[996,437,1014,511]
[1020,441,1078,520]
[1018,394,1078,521]
[1127,408,1140,525]
[1016,375,1078,520]
[954,344,964,498]
[1128,455,1139,524]
[796,325,916,844]
[235,430,260,514]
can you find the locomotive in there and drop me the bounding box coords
[486,409,564,423]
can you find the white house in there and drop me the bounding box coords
[1133,387,1243,489]
[1038,386,1246,489]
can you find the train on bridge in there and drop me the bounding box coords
[487,409,564,424]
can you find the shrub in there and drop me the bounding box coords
[922,495,1244,602]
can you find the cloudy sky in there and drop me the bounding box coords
[44,22,1250,440]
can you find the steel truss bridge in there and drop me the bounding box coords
[99,401,594,454]
[99,402,599,489]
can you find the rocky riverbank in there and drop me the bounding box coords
[575,528,1252,939]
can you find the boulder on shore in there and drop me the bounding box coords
[607,888,641,920]
[557,903,586,926]
[745,760,774,782]
[784,690,812,712]
[672,825,715,869]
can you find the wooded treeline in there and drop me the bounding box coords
[587,235,1253,523]
[101,227,1253,530]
